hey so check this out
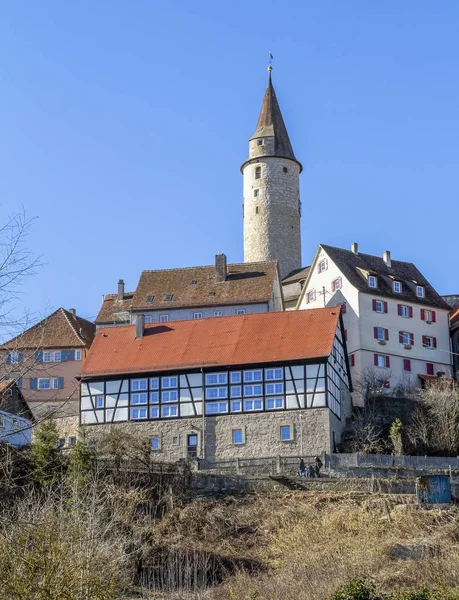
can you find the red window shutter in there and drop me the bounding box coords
[399,331,403,344]
[427,363,434,375]
[384,302,388,314]
[404,359,411,372]
[421,309,425,321]
[331,280,335,292]
[398,304,402,316]
[373,299,377,311]
[385,356,390,368]
[409,306,413,318]
[433,337,437,348]
[374,327,378,339]
[339,277,342,289]
[374,354,378,366]
[350,354,355,367]
[385,329,389,341]
[344,329,348,341]
[422,335,426,346]
[410,333,414,346]
[317,264,321,274]
[432,311,436,323]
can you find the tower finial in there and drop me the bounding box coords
[268,52,273,84]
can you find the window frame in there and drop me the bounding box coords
[232,428,244,445]
[375,300,384,313]
[236,309,246,315]
[393,281,402,293]
[280,425,292,442]
[255,166,261,179]
[214,311,223,317]
[159,314,169,323]
[75,349,82,361]
[38,378,51,390]
[416,286,425,298]
[53,351,61,362]
[193,312,203,320]
[151,436,160,451]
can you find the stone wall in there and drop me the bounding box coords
[243,155,301,279]
[88,408,340,462]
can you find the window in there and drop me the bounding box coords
[150,377,159,389]
[68,437,76,446]
[426,363,434,376]
[374,354,389,368]
[374,300,384,313]
[236,309,246,315]
[255,206,259,214]
[255,166,261,179]
[206,402,228,414]
[151,436,160,450]
[53,351,61,362]
[374,327,388,341]
[131,393,148,405]
[150,392,159,403]
[172,436,179,445]
[144,316,153,323]
[162,376,178,388]
[244,384,263,396]
[266,397,283,410]
[254,189,259,197]
[164,295,174,301]
[95,395,104,408]
[131,379,147,391]
[161,405,178,418]
[0,414,3,427]
[308,290,316,303]
[50,407,57,413]
[398,304,412,318]
[332,278,342,291]
[191,280,197,285]
[244,370,262,382]
[57,438,65,449]
[214,311,223,317]
[233,429,244,444]
[206,387,227,399]
[131,407,148,419]
[280,425,292,441]
[403,359,411,372]
[318,259,328,273]
[283,166,288,173]
[53,378,60,389]
[231,400,242,412]
[265,368,283,380]
[231,372,241,384]
[266,382,283,395]
[206,373,227,385]
[416,286,425,298]
[151,406,159,418]
[75,350,82,361]
[257,139,263,146]
[393,281,402,293]
[244,399,262,411]
[10,352,21,364]
[399,332,411,346]
[230,386,242,398]
[159,315,169,323]
[162,390,178,402]
[423,336,436,349]
[368,276,377,288]
[146,295,154,302]
[193,312,203,319]
[38,378,51,390]
[43,352,51,362]
[421,309,435,323]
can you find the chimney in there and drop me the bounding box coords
[383,251,391,267]
[68,308,76,318]
[215,253,227,283]
[351,242,359,255]
[135,314,145,339]
[118,279,125,300]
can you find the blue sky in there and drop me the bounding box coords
[1,1,458,323]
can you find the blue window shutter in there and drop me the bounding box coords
[68,350,75,361]
[6,354,11,364]
[18,352,23,363]
[58,377,64,389]
[61,350,68,362]
[30,378,37,390]
[35,351,43,362]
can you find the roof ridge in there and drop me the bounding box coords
[320,244,419,268]
[0,307,63,348]
[60,308,87,346]
[139,261,277,274]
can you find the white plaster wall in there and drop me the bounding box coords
[243,156,301,279]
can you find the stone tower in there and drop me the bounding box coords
[241,68,302,280]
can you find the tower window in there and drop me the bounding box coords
[254,189,259,197]
[257,139,264,146]
[283,167,288,173]
[255,206,259,214]
[255,166,261,179]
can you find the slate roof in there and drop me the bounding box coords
[282,266,311,285]
[320,245,450,310]
[247,72,301,168]
[96,262,279,323]
[1,308,96,350]
[82,308,341,378]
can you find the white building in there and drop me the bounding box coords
[0,380,33,447]
[297,243,452,404]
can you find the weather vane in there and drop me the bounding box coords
[268,51,273,72]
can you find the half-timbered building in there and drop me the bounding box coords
[80,308,352,460]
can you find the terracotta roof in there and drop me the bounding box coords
[244,72,301,170]
[1,308,95,350]
[96,262,279,323]
[82,308,341,378]
[319,245,450,310]
[282,266,311,285]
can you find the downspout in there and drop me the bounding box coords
[201,367,205,460]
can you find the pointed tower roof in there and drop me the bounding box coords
[242,68,302,172]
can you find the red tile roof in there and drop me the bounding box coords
[82,308,341,378]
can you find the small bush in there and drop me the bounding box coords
[329,578,379,600]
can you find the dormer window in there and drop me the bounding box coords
[368,276,377,288]
[191,280,197,285]
[146,296,154,302]
[416,285,425,298]
[164,295,173,301]
[255,166,261,179]
[393,281,402,293]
